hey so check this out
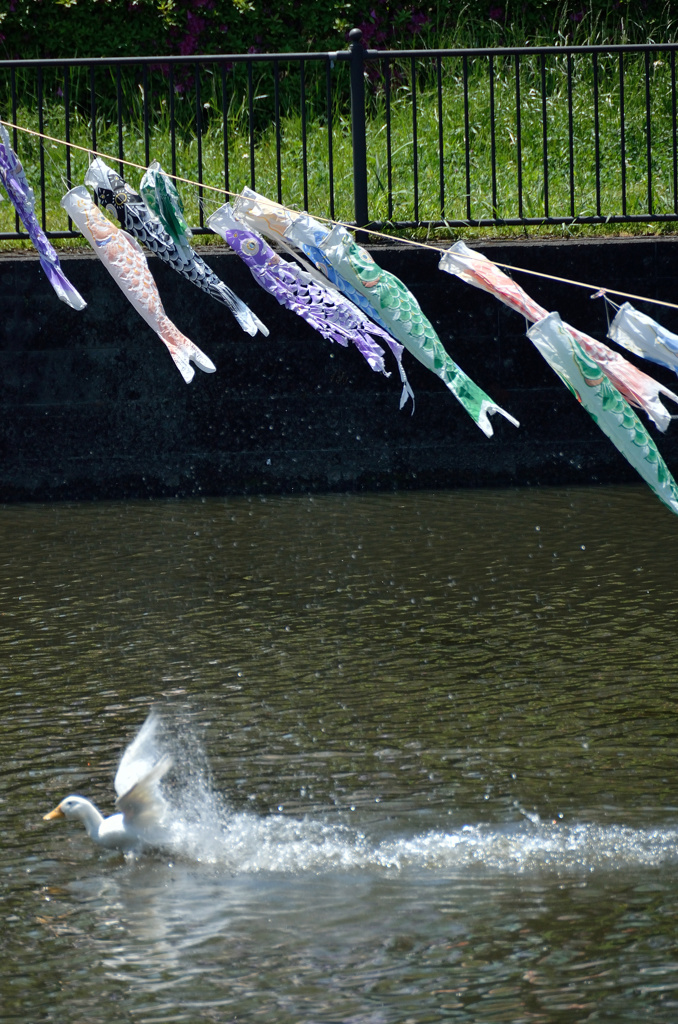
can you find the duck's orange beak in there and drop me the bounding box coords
[43,804,65,821]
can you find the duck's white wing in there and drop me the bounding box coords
[114,710,164,798]
[114,711,172,829]
[115,753,172,828]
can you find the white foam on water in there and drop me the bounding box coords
[371,820,678,874]
[160,812,678,874]
[143,716,678,875]
[157,767,678,875]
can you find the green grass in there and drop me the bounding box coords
[2,46,678,252]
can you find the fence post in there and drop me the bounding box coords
[348,27,369,230]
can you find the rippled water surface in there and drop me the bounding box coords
[3,484,678,1023]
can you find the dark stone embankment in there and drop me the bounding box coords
[2,236,678,502]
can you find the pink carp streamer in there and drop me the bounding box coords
[61,186,215,384]
[440,240,678,432]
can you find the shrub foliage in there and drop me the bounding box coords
[0,1,676,61]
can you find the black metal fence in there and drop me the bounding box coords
[2,30,678,239]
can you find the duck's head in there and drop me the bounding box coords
[44,795,97,823]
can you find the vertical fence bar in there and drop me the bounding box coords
[300,58,309,211]
[116,64,124,174]
[142,64,150,167]
[348,28,369,229]
[384,57,393,222]
[645,49,653,215]
[672,51,677,213]
[36,66,46,231]
[274,59,282,204]
[90,65,97,160]
[63,65,73,231]
[436,55,444,221]
[220,62,229,196]
[410,55,419,224]
[567,52,575,218]
[463,54,471,221]
[10,67,19,233]
[489,54,497,218]
[326,57,335,221]
[195,64,205,225]
[515,53,523,220]
[247,60,255,190]
[10,65,16,149]
[169,64,177,179]
[619,53,626,216]
[540,52,549,218]
[593,52,601,218]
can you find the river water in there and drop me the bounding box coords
[2,484,678,1023]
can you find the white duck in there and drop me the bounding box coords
[43,710,173,852]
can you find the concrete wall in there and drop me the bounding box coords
[2,235,678,502]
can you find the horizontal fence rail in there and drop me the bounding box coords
[2,32,678,239]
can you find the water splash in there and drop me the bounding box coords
[159,812,678,874]
[371,821,678,874]
[152,721,678,874]
[114,716,675,876]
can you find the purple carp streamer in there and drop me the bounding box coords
[208,203,397,377]
[61,186,215,384]
[232,188,513,430]
[0,124,86,311]
[231,188,415,409]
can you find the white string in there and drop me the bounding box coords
[3,116,678,314]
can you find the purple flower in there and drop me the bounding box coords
[186,11,206,32]
[488,5,505,21]
[409,11,430,34]
[179,35,198,55]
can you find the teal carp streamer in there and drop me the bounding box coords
[527,313,678,517]
[140,161,193,251]
[319,226,519,438]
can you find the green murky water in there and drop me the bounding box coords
[2,485,678,1023]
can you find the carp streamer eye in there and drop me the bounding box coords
[243,238,260,256]
[114,192,128,206]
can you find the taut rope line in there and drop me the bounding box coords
[3,117,678,313]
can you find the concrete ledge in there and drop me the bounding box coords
[2,236,678,502]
